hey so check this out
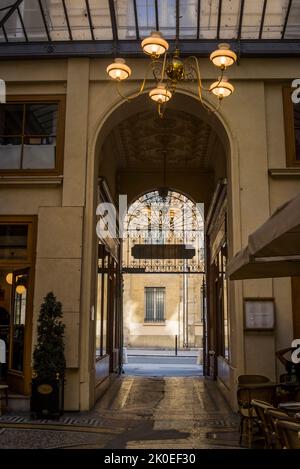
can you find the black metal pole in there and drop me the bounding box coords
[175,334,178,356]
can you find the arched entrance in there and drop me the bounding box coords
[86,89,239,408]
[122,189,204,374]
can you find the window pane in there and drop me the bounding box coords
[219,0,240,40]
[40,0,70,41]
[11,272,29,372]
[263,0,291,39]
[96,272,102,357]
[25,104,57,135]
[282,0,300,39]
[102,271,108,355]
[293,102,300,161]
[22,0,48,41]
[295,128,300,161]
[23,137,56,169]
[89,0,113,40]
[0,104,23,135]
[4,9,26,42]
[156,288,165,321]
[0,268,11,380]
[0,225,28,260]
[158,0,176,39]
[199,0,218,39]
[0,137,22,169]
[145,287,165,322]
[64,0,91,40]
[137,0,155,38]
[115,0,136,39]
[0,1,12,22]
[241,0,264,39]
[180,0,197,39]
[145,288,153,321]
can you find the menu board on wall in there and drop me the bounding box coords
[244,298,275,330]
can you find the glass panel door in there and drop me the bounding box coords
[10,268,29,373]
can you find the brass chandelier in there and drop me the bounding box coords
[106,31,237,118]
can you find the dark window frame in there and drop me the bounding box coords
[96,247,109,360]
[283,86,300,167]
[144,286,166,323]
[0,95,66,175]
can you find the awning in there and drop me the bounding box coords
[227,246,300,280]
[228,192,300,280]
[248,192,300,258]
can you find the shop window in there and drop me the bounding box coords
[0,216,36,394]
[0,96,65,174]
[283,86,300,167]
[214,243,229,361]
[96,249,109,358]
[11,269,29,372]
[145,287,165,322]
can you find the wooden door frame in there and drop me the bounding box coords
[205,181,227,379]
[0,215,37,395]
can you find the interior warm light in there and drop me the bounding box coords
[106,58,131,80]
[16,284,26,295]
[210,43,237,70]
[6,272,13,285]
[210,77,234,99]
[149,84,172,103]
[106,30,236,117]
[141,31,169,57]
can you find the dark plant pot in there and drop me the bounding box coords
[30,377,64,419]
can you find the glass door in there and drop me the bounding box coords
[9,268,30,387]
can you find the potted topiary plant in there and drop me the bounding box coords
[30,292,66,419]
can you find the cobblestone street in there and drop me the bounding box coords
[0,377,240,449]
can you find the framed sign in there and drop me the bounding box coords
[244,298,275,331]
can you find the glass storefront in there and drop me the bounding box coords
[0,218,35,394]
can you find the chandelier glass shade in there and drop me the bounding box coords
[106,32,237,117]
[106,58,131,80]
[141,31,169,57]
[210,78,234,98]
[149,83,172,104]
[209,43,237,70]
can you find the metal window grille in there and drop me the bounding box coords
[145,287,165,322]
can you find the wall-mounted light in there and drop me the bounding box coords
[5,272,13,285]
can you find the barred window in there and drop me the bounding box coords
[145,287,165,323]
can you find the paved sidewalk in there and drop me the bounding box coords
[123,352,203,377]
[0,376,240,449]
[126,348,201,357]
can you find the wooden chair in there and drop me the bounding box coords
[265,408,292,448]
[276,419,300,449]
[238,375,271,385]
[237,385,277,448]
[251,399,275,448]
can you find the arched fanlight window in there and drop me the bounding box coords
[123,190,204,273]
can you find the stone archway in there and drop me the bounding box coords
[80,88,241,410]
